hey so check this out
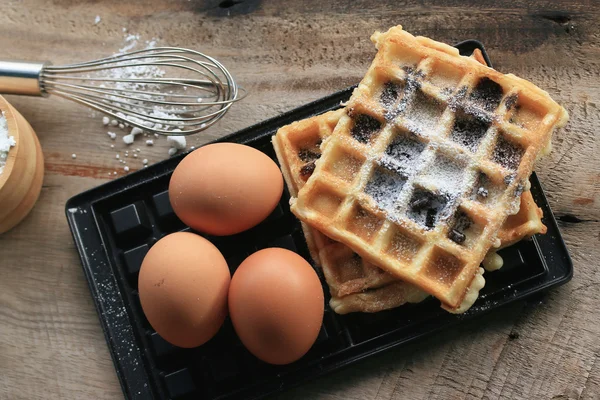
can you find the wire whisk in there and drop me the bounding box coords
[0,47,246,136]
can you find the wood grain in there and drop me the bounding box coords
[0,1,598,399]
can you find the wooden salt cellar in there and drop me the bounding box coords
[0,95,44,234]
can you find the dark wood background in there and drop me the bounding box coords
[0,1,598,399]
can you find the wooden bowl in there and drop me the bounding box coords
[0,96,44,234]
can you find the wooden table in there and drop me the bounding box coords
[0,1,598,399]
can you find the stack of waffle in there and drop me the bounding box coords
[272,26,567,314]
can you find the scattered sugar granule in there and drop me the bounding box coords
[110,144,115,148]
[119,123,125,129]
[94,15,101,25]
[119,34,141,54]
[190,146,195,150]
[168,147,178,157]
[124,166,130,172]
[0,112,16,176]
[107,132,117,140]
[167,135,186,150]
[123,134,135,145]
[145,140,154,146]
[102,116,110,125]
[71,154,77,159]
[133,154,138,158]
[131,127,143,136]
[154,133,159,138]
[116,154,120,159]
[136,148,141,152]
[110,119,119,126]
[142,159,148,165]
[113,171,117,175]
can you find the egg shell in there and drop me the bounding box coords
[229,248,324,365]
[169,143,283,236]
[138,232,230,348]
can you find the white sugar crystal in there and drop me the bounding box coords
[119,123,125,129]
[142,159,148,165]
[0,112,16,176]
[145,140,154,146]
[130,127,143,136]
[124,166,130,172]
[107,131,117,140]
[168,147,178,156]
[116,154,120,159]
[71,154,77,159]
[94,15,101,24]
[110,119,119,126]
[123,134,135,145]
[167,135,186,150]
[102,116,110,125]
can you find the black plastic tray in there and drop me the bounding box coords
[66,41,572,400]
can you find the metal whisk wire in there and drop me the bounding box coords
[0,47,246,136]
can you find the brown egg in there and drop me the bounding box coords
[229,248,324,365]
[169,143,283,236]
[138,232,230,348]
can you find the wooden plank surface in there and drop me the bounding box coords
[0,0,598,399]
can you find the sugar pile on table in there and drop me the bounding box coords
[0,112,16,176]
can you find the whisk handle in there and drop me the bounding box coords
[0,60,47,96]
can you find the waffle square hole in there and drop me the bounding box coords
[407,189,450,230]
[379,81,405,115]
[450,111,491,152]
[418,152,467,196]
[423,248,465,287]
[427,62,464,92]
[508,97,547,131]
[350,114,383,143]
[492,134,524,171]
[346,204,384,243]
[297,145,321,163]
[388,44,421,70]
[365,166,407,213]
[403,90,445,135]
[471,171,504,205]
[323,148,364,183]
[469,77,504,112]
[382,131,426,174]
[385,225,423,262]
[447,208,485,248]
[307,185,344,219]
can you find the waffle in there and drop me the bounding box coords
[290,26,568,311]
[273,109,546,314]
